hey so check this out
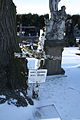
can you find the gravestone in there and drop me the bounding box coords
[44,0,66,75]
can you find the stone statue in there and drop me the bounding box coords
[44,0,66,75]
[46,0,66,40]
[49,0,54,12]
[49,0,61,19]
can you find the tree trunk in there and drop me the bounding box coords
[0,0,27,92]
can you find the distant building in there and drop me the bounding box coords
[17,24,39,37]
[17,24,40,44]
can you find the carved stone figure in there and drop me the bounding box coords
[49,0,61,19]
[46,1,66,40]
[44,0,66,75]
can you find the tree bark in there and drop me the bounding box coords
[0,0,27,92]
[0,0,16,64]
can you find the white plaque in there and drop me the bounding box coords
[28,69,47,83]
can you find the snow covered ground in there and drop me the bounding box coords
[0,47,80,120]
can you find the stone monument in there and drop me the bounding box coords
[44,0,66,75]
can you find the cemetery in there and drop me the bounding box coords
[0,0,80,120]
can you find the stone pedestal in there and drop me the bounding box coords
[44,0,66,75]
[44,40,65,75]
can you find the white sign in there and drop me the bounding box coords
[28,69,47,83]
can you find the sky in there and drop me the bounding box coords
[13,0,80,15]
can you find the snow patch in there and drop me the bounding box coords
[0,95,6,99]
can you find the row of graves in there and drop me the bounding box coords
[15,31,47,99]
[15,30,62,99]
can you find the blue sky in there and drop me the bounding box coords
[13,0,80,15]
